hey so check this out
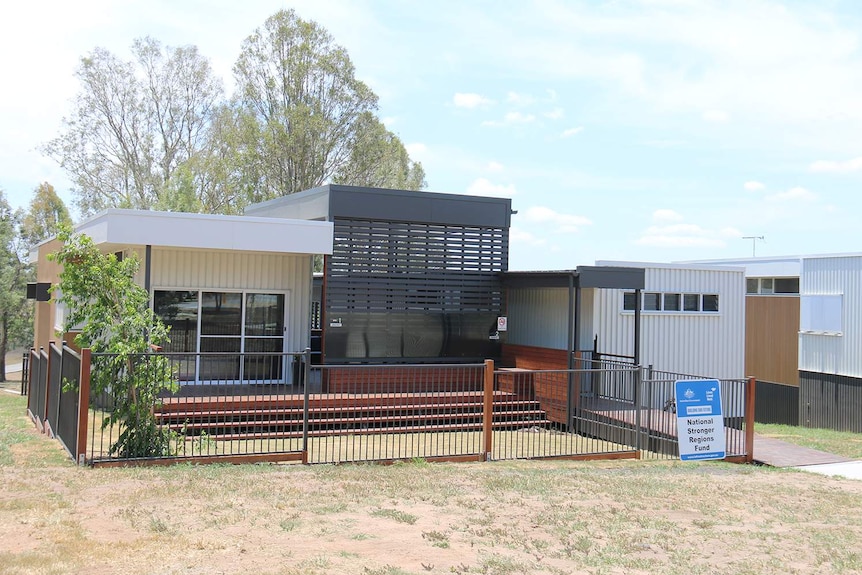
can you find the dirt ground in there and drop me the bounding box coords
[2,393,862,575]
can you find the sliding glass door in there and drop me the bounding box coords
[154,290,287,383]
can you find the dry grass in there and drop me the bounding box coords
[3,392,862,575]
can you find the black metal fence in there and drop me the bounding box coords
[26,348,48,430]
[755,380,799,426]
[27,349,755,467]
[307,363,488,464]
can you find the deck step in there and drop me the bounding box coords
[155,400,543,423]
[155,391,553,442]
[205,419,555,441]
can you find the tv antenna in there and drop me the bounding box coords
[742,235,765,257]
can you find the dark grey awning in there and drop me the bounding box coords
[501,266,645,290]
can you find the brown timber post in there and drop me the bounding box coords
[744,376,756,464]
[76,348,91,466]
[483,360,494,461]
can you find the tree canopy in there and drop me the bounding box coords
[44,10,425,216]
[20,182,73,248]
[0,189,33,381]
[43,37,224,215]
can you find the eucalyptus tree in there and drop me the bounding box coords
[0,190,33,380]
[20,182,73,247]
[43,37,224,215]
[232,9,425,200]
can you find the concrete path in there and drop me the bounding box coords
[793,461,862,480]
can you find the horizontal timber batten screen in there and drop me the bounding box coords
[324,219,508,362]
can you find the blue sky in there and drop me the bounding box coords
[2,0,861,270]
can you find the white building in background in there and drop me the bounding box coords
[503,261,746,380]
[591,261,746,380]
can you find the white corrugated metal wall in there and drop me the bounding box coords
[149,248,312,353]
[799,255,862,377]
[506,287,569,349]
[590,265,745,379]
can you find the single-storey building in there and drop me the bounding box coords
[245,184,512,365]
[502,261,746,380]
[30,209,333,384]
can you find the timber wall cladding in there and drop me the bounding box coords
[745,295,800,386]
[501,344,571,424]
[323,366,484,394]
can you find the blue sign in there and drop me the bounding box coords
[674,379,726,461]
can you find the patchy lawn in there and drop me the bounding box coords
[2,392,862,575]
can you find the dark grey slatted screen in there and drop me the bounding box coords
[324,219,508,362]
[328,220,507,313]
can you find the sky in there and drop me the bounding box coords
[2,0,862,270]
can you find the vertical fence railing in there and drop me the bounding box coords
[20,351,30,395]
[639,369,754,461]
[305,363,487,464]
[84,351,308,465]
[27,349,756,467]
[26,347,49,431]
[44,343,63,438]
[492,365,642,461]
[54,344,82,460]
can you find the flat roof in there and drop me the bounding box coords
[502,266,645,290]
[245,184,513,228]
[67,209,333,255]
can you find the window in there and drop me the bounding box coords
[621,291,720,313]
[800,294,842,334]
[154,290,287,382]
[748,277,799,295]
[775,278,799,294]
[702,294,719,312]
[683,294,700,312]
[643,292,661,311]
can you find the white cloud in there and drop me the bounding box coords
[635,223,726,248]
[405,142,429,161]
[561,126,584,138]
[522,206,592,233]
[509,227,546,247]
[482,111,536,127]
[719,227,744,238]
[453,92,493,108]
[767,186,818,202]
[544,107,565,120]
[652,209,684,223]
[381,116,397,127]
[546,89,558,102]
[466,177,517,197]
[635,217,734,248]
[486,161,504,172]
[702,109,730,124]
[507,91,535,106]
[744,181,765,191]
[809,156,862,173]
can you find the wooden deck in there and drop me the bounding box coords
[155,390,552,440]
